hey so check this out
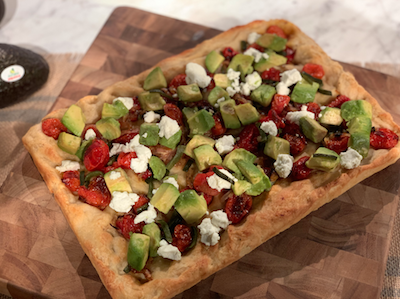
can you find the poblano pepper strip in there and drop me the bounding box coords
[301,71,323,85]
[212,167,235,185]
[148,89,175,100]
[188,226,198,249]
[84,171,104,186]
[157,220,173,243]
[166,145,186,170]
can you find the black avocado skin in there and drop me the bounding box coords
[0,44,49,108]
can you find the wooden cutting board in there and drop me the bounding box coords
[1,7,400,299]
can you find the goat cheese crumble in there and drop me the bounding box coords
[243,47,269,63]
[206,169,237,192]
[215,135,235,155]
[274,154,294,178]
[56,160,80,172]
[157,240,182,261]
[260,121,278,136]
[109,191,139,213]
[340,147,363,169]
[285,105,315,125]
[197,218,221,246]
[109,171,121,180]
[113,97,134,110]
[210,210,231,230]
[143,111,161,123]
[158,116,180,140]
[84,129,96,141]
[185,62,211,88]
[247,32,261,44]
[163,177,179,189]
[134,203,157,224]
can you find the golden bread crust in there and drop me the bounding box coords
[23,19,400,299]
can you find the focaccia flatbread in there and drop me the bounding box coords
[22,19,400,299]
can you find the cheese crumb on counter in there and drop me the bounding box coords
[56,160,80,172]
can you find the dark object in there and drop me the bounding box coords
[0,43,49,108]
[0,0,4,25]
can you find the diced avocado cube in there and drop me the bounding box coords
[264,135,290,160]
[236,161,271,196]
[149,156,166,181]
[128,233,150,271]
[256,33,287,52]
[187,109,215,136]
[205,50,224,73]
[246,174,271,196]
[214,73,231,89]
[220,99,241,129]
[104,167,132,193]
[139,123,159,146]
[143,66,167,91]
[174,190,207,223]
[96,117,121,140]
[251,84,276,107]
[349,132,370,158]
[291,79,319,104]
[182,107,198,121]
[340,100,372,122]
[208,86,230,106]
[150,182,180,214]
[347,116,372,135]
[239,64,254,81]
[159,130,182,149]
[101,100,129,119]
[222,148,256,175]
[254,50,287,72]
[184,135,216,159]
[138,92,166,111]
[75,139,94,160]
[61,104,85,137]
[193,144,222,171]
[57,132,81,155]
[234,103,260,125]
[177,84,203,102]
[319,107,343,126]
[232,180,252,196]
[306,147,340,172]
[299,116,328,143]
[142,223,161,258]
[228,54,254,76]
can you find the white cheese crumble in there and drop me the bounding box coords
[152,188,159,195]
[215,135,235,155]
[276,82,290,96]
[185,62,211,88]
[197,218,221,246]
[260,120,278,136]
[227,68,241,81]
[240,71,262,96]
[113,97,134,110]
[134,203,157,224]
[157,239,182,261]
[109,171,121,180]
[274,154,294,178]
[84,129,96,141]
[285,105,315,125]
[109,191,139,213]
[142,132,148,138]
[247,32,261,44]
[210,210,231,230]
[226,68,241,97]
[280,69,302,87]
[56,160,80,173]
[340,147,363,169]
[206,169,237,192]
[214,97,225,108]
[158,116,180,140]
[320,106,327,110]
[243,47,269,63]
[163,177,179,189]
[143,111,161,123]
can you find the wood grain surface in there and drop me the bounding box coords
[1,7,399,299]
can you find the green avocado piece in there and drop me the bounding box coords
[143,67,167,90]
[75,138,94,160]
[174,190,207,224]
[236,161,271,196]
[101,100,129,119]
[127,233,150,271]
[208,86,230,106]
[256,33,287,52]
[61,104,86,137]
[264,135,290,160]
[104,168,132,193]
[159,130,182,149]
[347,116,372,135]
[232,180,252,196]
[139,123,160,146]
[149,156,166,181]
[177,84,203,102]
[340,100,372,122]
[220,99,241,129]
[222,148,257,175]
[246,174,271,196]
[306,147,340,172]
[150,183,180,214]
[213,73,231,89]
[193,144,222,171]
[299,116,328,143]
[205,50,225,73]
[187,109,215,136]
[234,103,260,125]
[349,132,370,158]
[291,79,319,103]
[182,107,198,121]
[251,84,276,107]
[228,54,254,76]
[319,107,343,126]
[57,132,81,155]
[138,91,166,111]
[254,50,287,72]
[184,135,216,159]
[96,117,121,140]
[142,223,161,258]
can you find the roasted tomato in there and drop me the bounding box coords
[42,118,67,139]
[202,193,213,205]
[246,43,264,52]
[81,125,102,139]
[221,47,238,60]
[133,195,149,214]
[307,102,321,119]
[193,172,219,196]
[112,132,138,144]
[78,176,111,210]
[261,68,281,82]
[236,124,260,153]
[103,161,120,173]
[261,109,285,129]
[62,170,81,194]
[115,214,145,239]
[117,151,137,169]
[291,156,312,181]
[138,169,152,180]
[302,63,325,79]
[169,74,187,89]
[83,139,110,171]
[225,193,253,224]
[284,46,295,64]
[266,25,287,39]
[172,224,192,252]
[323,132,350,154]
[328,95,351,108]
[283,134,307,156]
[370,128,399,149]
[164,103,183,126]
[271,94,291,115]
[211,113,227,137]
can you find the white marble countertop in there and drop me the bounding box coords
[1,0,400,66]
